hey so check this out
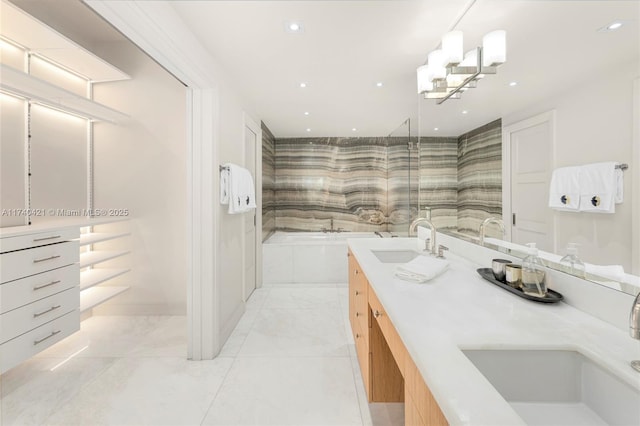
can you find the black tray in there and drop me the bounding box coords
[476,268,564,303]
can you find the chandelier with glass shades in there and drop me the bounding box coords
[417,30,506,104]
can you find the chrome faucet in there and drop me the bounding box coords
[409,217,437,256]
[479,217,505,246]
[630,292,640,372]
[322,218,344,233]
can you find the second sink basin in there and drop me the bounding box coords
[463,349,640,426]
[371,249,419,264]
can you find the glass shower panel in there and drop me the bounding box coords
[387,119,417,236]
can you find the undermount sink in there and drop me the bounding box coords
[463,349,640,426]
[371,249,419,264]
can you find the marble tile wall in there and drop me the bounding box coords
[262,119,501,236]
[456,119,502,233]
[273,137,406,232]
[418,137,459,230]
[261,122,276,241]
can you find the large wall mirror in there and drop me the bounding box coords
[415,0,639,295]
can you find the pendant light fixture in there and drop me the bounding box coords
[417,30,506,104]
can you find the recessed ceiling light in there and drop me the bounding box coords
[434,127,439,131]
[462,110,468,115]
[376,82,383,87]
[607,21,623,30]
[304,111,310,116]
[509,81,518,87]
[599,20,624,32]
[306,128,311,132]
[285,22,304,33]
[299,82,307,88]
[352,128,357,132]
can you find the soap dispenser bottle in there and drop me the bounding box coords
[559,243,585,278]
[522,243,547,297]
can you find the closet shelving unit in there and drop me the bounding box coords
[1,1,132,318]
[79,220,132,314]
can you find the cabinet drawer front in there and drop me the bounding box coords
[1,241,79,284]
[0,309,79,374]
[353,320,371,400]
[0,264,79,314]
[0,228,79,254]
[0,286,79,344]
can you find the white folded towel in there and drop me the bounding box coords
[395,255,449,283]
[579,162,619,213]
[220,167,230,205]
[225,163,257,214]
[584,263,625,282]
[548,166,580,211]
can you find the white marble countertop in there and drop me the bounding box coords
[348,237,640,426]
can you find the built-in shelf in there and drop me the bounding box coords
[79,250,129,268]
[1,1,129,82]
[79,232,130,246]
[80,268,131,290]
[1,65,128,123]
[80,286,130,313]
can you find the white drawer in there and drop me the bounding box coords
[0,241,79,284]
[0,286,79,344]
[0,264,79,314]
[0,309,79,374]
[0,227,79,253]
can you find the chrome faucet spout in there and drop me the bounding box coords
[479,217,505,246]
[409,217,437,256]
[630,293,640,372]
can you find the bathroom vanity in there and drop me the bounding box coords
[347,236,640,426]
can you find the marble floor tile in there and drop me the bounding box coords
[238,308,349,357]
[35,316,170,359]
[1,356,116,426]
[43,356,234,426]
[201,357,361,426]
[129,315,188,357]
[2,284,396,426]
[245,287,271,311]
[262,287,340,310]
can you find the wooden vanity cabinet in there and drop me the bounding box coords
[348,249,448,426]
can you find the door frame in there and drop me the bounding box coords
[242,112,262,301]
[85,1,223,360]
[502,110,556,250]
[632,78,639,275]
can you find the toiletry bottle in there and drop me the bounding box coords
[521,243,547,297]
[559,243,585,278]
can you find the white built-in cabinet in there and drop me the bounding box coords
[0,219,131,373]
[0,2,133,371]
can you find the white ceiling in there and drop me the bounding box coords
[170,0,639,138]
[9,0,639,138]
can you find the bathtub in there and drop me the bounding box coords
[262,231,376,284]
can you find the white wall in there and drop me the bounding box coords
[90,41,188,315]
[0,93,26,227]
[503,59,639,272]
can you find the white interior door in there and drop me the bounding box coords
[504,112,555,252]
[243,117,258,301]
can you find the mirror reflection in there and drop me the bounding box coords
[414,0,639,295]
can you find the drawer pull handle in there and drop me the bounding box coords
[355,333,361,339]
[355,290,360,296]
[354,270,359,275]
[32,235,62,242]
[33,280,61,290]
[374,310,382,318]
[33,305,61,318]
[33,330,61,345]
[356,312,360,317]
[33,255,61,263]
